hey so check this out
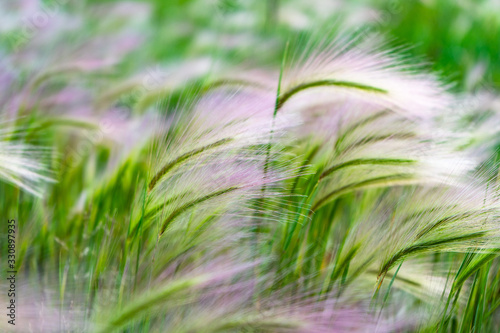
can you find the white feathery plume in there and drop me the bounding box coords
[280,32,452,120]
[0,121,54,197]
[327,181,500,292]
[141,88,301,236]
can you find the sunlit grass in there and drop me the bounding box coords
[1,1,500,332]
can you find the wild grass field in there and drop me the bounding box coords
[1,0,500,332]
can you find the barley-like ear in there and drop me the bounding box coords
[212,31,451,119]
[316,179,500,296]
[0,122,54,197]
[376,185,500,278]
[210,32,464,214]
[365,260,466,306]
[139,88,299,236]
[280,31,451,119]
[290,100,472,214]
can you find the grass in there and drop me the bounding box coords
[1,0,500,332]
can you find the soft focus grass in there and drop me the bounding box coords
[1,1,500,332]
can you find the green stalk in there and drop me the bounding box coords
[319,158,416,181]
[148,138,233,192]
[311,173,415,213]
[277,80,387,110]
[159,186,240,236]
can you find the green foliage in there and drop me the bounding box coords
[2,0,500,332]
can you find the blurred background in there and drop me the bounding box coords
[2,1,500,331]
[3,0,499,92]
[87,0,500,91]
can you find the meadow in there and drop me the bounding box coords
[1,0,500,332]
